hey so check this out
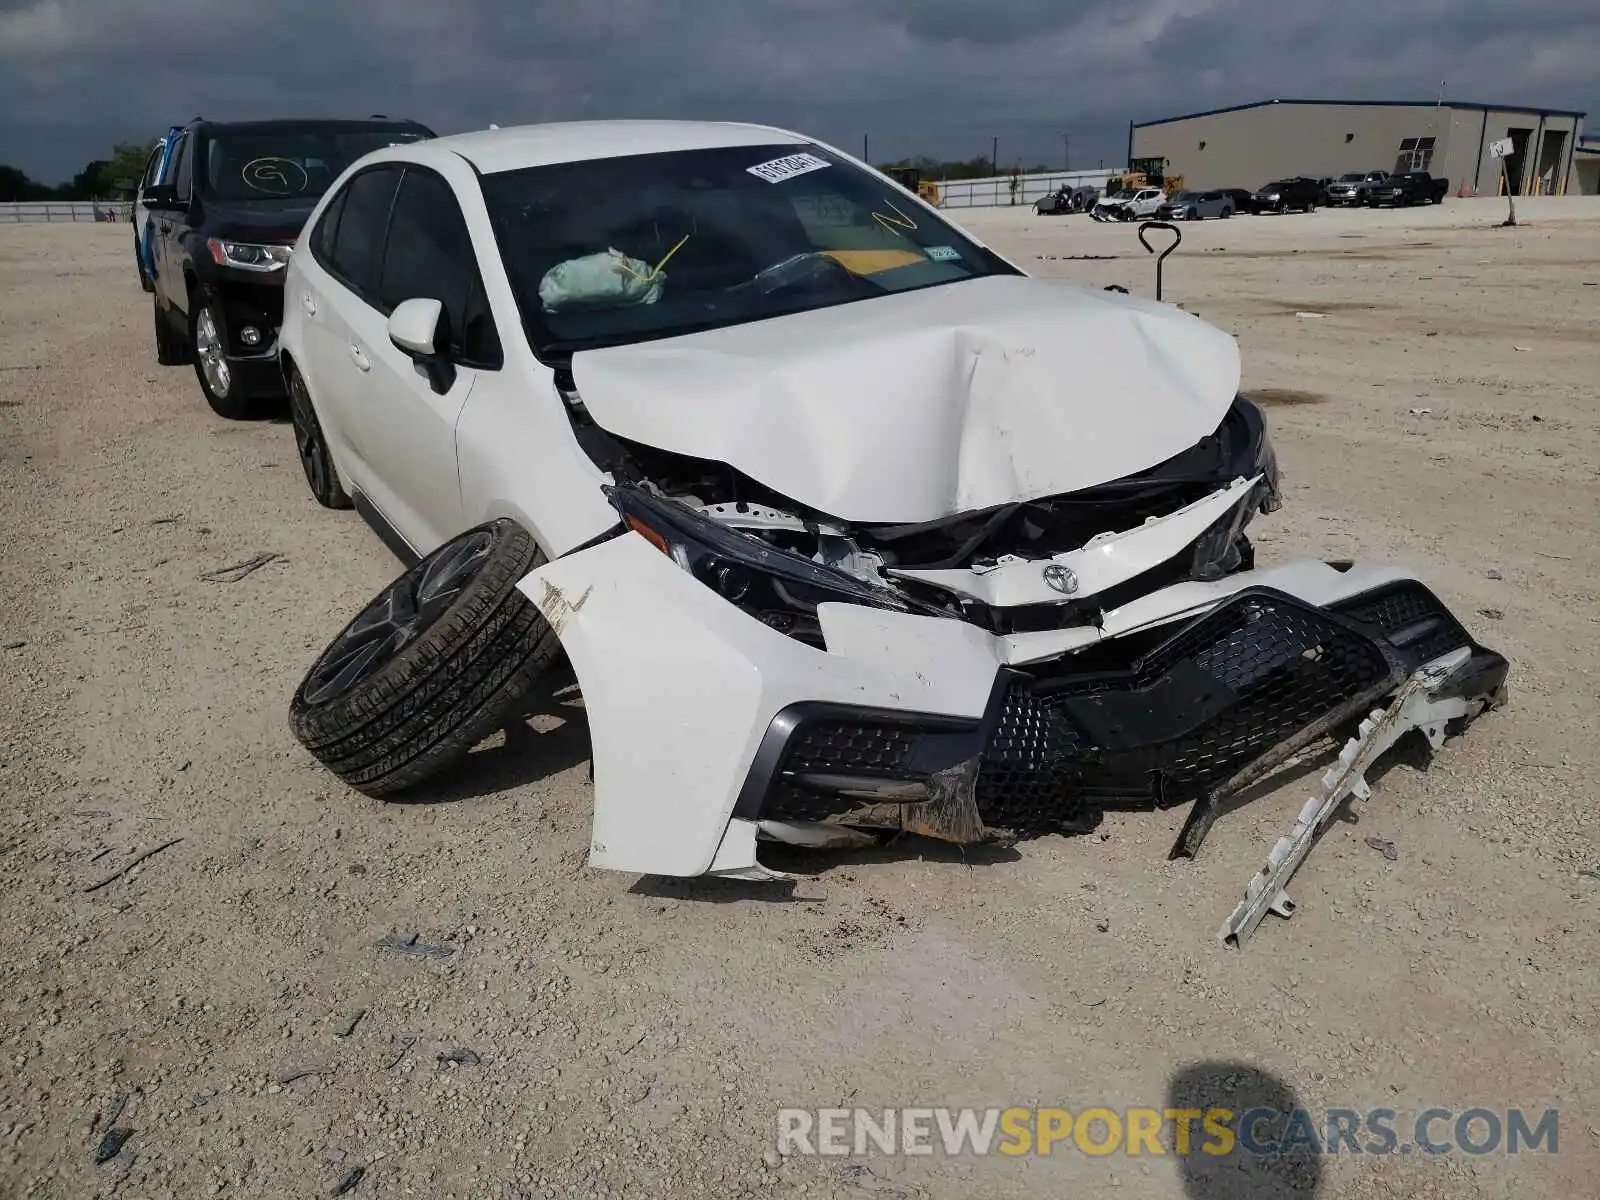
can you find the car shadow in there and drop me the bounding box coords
[387,676,593,805]
[758,833,1024,876]
[1166,1060,1323,1197]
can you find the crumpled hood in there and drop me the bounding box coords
[570,273,1241,524]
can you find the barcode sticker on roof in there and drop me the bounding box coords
[747,153,830,184]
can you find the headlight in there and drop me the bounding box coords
[207,238,292,272]
[605,484,911,621]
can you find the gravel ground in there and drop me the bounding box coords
[1,197,1596,1200]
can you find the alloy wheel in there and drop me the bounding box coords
[290,376,327,496]
[195,306,231,397]
[301,530,495,705]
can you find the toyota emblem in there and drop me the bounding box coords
[1042,563,1079,595]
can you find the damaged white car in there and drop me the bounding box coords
[279,121,1507,943]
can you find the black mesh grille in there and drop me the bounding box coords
[764,783,865,823]
[1330,582,1471,669]
[783,720,919,777]
[976,591,1397,834]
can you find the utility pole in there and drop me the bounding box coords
[863,133,869,165]
[991,136,998,175]
[1063,133,1070,171]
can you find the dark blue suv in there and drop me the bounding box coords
[144,115,434,417]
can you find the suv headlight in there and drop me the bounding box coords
[207,238,292,272]
[605,484,912,618]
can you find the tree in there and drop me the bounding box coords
[0,164,55,202]
[63,159,112,199]
[106,140,157,193]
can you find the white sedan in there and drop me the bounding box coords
[278,121,1504,943]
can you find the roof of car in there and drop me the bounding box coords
[434,120,812,175]
[183,117,433,135]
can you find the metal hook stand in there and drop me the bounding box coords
[1137,220,1182,301]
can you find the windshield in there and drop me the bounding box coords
[481,143,1020,356]
[202,125,430,201]
[1338,174,1364,182]
[1170,190,1197,201]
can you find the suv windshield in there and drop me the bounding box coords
[203,124,431,201]
[1338,174,1364,182]
[481,143,1020,355]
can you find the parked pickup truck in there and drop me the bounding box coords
[1368,172,1449,206]
[1325,171,1389,206]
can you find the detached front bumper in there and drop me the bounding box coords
[519,536,1505,881]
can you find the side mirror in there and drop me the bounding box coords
[388,297,444,358]
[144,184,178,209]
[387,297,455,394]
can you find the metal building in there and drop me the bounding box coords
[1576,136,1600,195]
[1129,99,1587,197]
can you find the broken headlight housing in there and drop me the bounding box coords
[1190,396,1282,581]
[1228,394,1282,514]
[604,484,914,638]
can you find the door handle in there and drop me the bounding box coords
[158,222,172,233]
[349,345,370,372]
[301,293,317,316]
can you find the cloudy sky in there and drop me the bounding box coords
[1,0,1594,182]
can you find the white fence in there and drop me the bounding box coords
[0,201,133,224]
[934,169,1119,209]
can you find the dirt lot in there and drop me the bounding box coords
[1,197,1596,1200]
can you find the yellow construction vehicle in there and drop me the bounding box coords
[1124,157,1184,196]
[884,166,941,206]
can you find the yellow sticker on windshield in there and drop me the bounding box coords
[821,249,927,275]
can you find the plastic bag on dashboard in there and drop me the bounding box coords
[538,248,664,313]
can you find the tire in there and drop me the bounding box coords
[135,239,154,294]
[290,519,561,797]
[288,366,351,510]
[153,296,185,365]
[189,288,264,420]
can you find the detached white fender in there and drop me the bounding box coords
[516,532,1001,878]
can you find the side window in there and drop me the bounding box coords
[309,189,347,267]
[172,134,193,201]
[140,147,163,190]
[326,167,402,299]
[378,168,501,368]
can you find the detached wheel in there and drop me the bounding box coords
[289,519,560,797]
[288,368,351,509]
[190,290,263,419]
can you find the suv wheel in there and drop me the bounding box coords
[190,289,262,419]
[289,519,561,797]
[288,367,351,510]
[153,296,185,365]
[135,239,154,294]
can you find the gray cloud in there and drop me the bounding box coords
[0,0,1592,182]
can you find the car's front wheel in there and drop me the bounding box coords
[190,290,261,419]
[290,519,561,797]
[288,367,351,510]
